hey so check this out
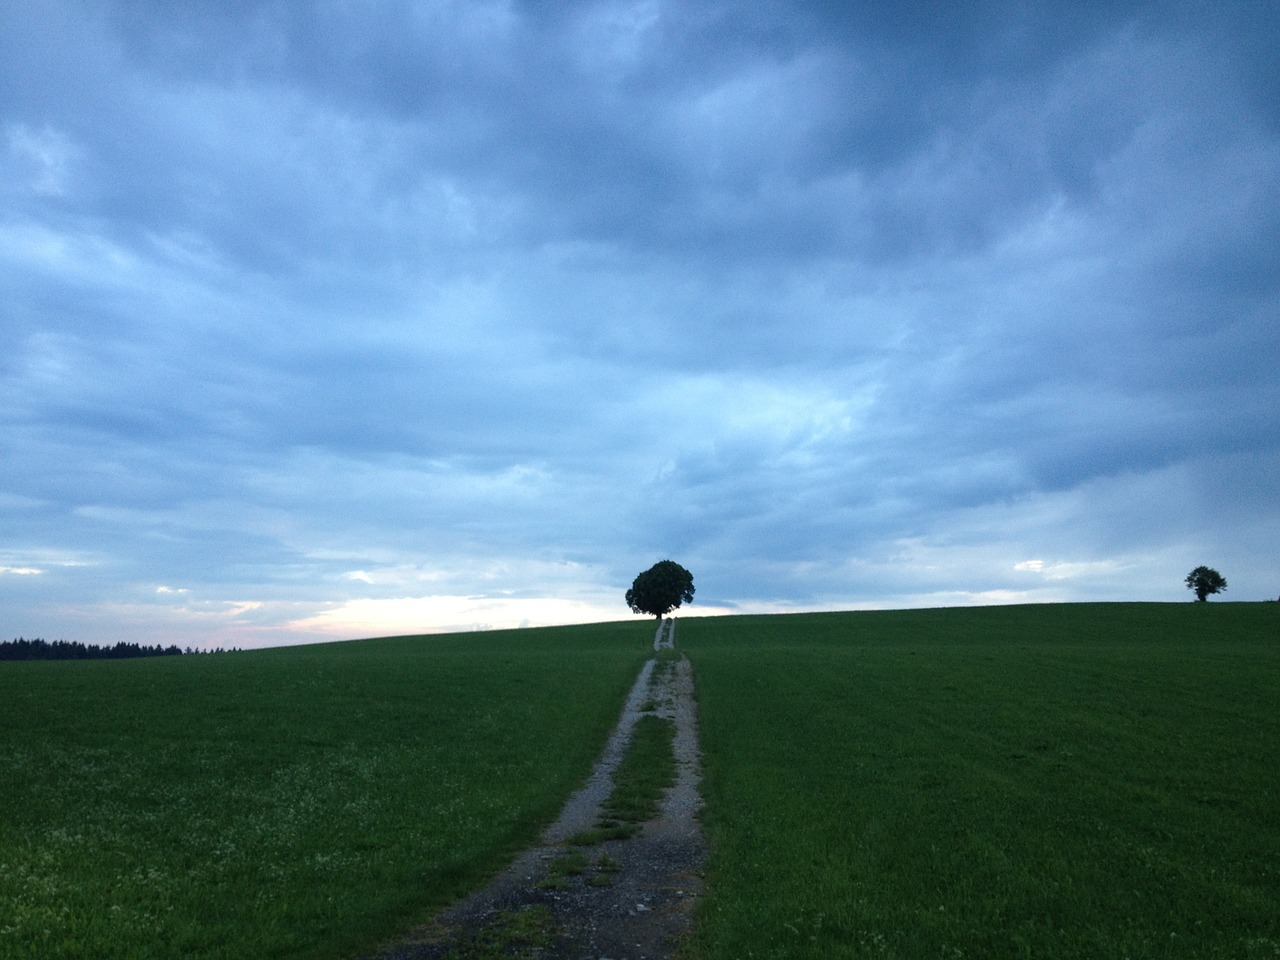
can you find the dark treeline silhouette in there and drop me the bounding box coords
[1,637,188,661]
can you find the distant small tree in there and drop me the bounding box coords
[626,560,695,619]
[1185,566,1227,602]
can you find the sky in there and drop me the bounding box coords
[3,1,1278,649]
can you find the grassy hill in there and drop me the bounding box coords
[0,621,652,960]
[682,603,1280,959]
[2,603,1276,959]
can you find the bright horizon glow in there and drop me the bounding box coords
[288,595,738,640]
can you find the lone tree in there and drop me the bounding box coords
[626,560,695,619]
[1185,566,1227,602]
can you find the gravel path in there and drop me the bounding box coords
[367,618,706,960]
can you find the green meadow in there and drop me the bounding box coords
[2,603,1277,959]
[0,622,651,960]
[682,603,1280,959]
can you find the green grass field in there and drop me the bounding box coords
[4,603,1277,960]
[682,603,1280,959]
[0,622,651,960]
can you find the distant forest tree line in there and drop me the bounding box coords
[0,638,240,660]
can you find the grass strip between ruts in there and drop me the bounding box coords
[569,709,677,846]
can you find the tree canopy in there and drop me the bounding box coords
[1184,566,1227,602]
[626,560,695,619]
[0,637,185,660]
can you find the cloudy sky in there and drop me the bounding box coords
[3,1,1277,648]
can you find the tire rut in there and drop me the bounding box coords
[367,618,705,960]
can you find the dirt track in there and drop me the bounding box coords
[367,618,706,960]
